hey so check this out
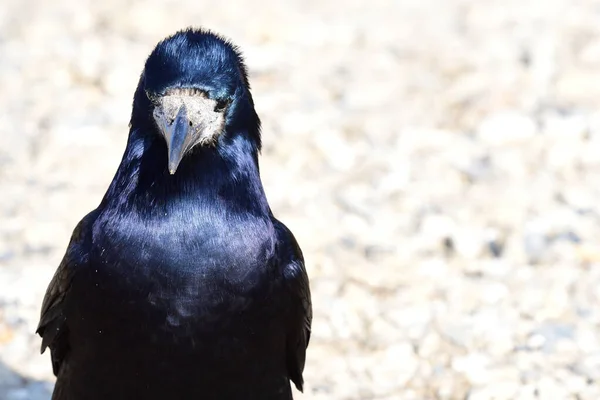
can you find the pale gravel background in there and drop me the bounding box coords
[2,0,600,399]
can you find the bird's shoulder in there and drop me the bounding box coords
[272,218,309,296]
[272,218,312,392]
[37,208,99,375]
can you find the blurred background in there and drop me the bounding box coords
[1,0,600,399]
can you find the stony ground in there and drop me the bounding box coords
[2,0,600,399]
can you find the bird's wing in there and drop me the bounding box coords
[37,210,98,376]
[274,220,312,392]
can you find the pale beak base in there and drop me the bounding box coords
[152,91,227,174]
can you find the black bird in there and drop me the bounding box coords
[37,28,311,400]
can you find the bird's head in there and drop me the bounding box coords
[132,28,260,174]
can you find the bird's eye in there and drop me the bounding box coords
[145,90,160,105]
[214,99,229,113]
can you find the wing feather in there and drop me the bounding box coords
[273,220,312,392]
[37,210,98,376]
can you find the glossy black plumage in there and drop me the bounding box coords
[37,28,311,400]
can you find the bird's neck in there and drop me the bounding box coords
[101,128,270,218]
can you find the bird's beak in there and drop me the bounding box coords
[153,90,227,174]
[163,105,191,175]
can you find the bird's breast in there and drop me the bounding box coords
[75,214,280,341]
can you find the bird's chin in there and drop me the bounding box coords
[152,92,226,174]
